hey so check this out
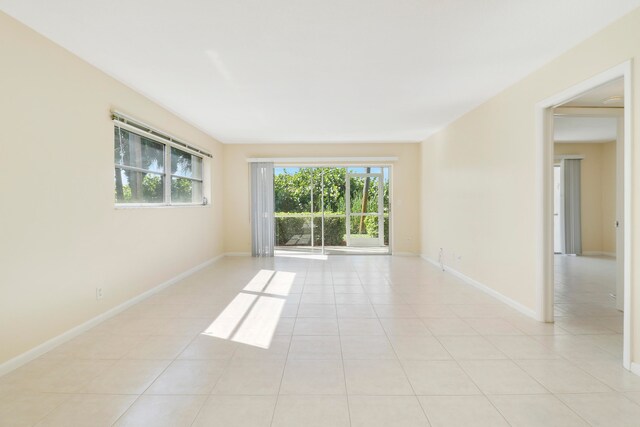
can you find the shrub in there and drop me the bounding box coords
[364,215,390,245]
[275,213,388,247]
[275,216,312,246]
[313,216,347,246]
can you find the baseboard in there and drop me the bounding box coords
[420,254,537,320]
[392,252,419,257]
[631,363,640,377]
[0,254,224,377]
[582,251,616,258]
[224,252,251,256]
[421,255,444,271]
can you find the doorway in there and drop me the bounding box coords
[274,165,390,255]
[538,63,631,370]
[346,170,385,248]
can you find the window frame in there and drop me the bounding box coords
[113,116,210,208]
[168,147,205,206]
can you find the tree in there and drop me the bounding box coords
[274,167,389,215]
[274,167,352,213]
[358,167,371,234]
[114,128,165,203]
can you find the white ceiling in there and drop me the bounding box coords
[554,116,618,143]
[563,78,625,107]
[554,77,623,143]
[2,1,639,144]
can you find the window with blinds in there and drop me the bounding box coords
[112,112,210,206]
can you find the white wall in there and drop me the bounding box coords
[420,7,640,362]
[0,12,224,366]
[601,141,618,254]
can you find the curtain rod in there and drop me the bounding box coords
[112,110,213,158]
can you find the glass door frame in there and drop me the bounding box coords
[345,171,385,248]
[274,164,392,255]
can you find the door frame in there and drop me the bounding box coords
[535,61,632,369]
[345,171,385,247]
[555,108,625,309]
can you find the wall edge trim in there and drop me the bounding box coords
[0,254,224,377]
[582,251,617,258]
[420,254,537,320]
[391,252,419,257]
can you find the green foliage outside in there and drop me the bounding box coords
[171,177,194,203]
[362,215,389,244]
[275,214,346,246]
[115,176,194,203]
[114,128,196,203]
[274,167,389,246]
[275,214,389,246]
[275,168,347,213]
[142,174,163,201]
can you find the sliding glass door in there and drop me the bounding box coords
[274,166,390,255]
[274,167,318,252]
[347,170,384,247]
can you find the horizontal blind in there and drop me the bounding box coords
[111,110,212,158]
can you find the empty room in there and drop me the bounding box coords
[2,1,640,426]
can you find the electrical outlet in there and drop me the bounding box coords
[96,288,103,300]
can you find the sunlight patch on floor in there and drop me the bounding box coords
[265,271,296,296]
[244,269,276,292]
[202,269,294,348]
[202,293,258,340]
[232,296,285,348]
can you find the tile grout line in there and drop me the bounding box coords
[434,312,610,425]
[425,308,519,426]
[112,272,242,426]
[335,265,353,427]
[374,274,437,427]
[185,344,241,426]
[267,262,305,427]
[2,255,632,426]
[430,327,520,426]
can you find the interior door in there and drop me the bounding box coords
[345,171,384,247]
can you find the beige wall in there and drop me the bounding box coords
[223,143,420,254]
[601,141,617,254]
[420,8,640,361]
[0,12,224,365]
[554,142,617,255]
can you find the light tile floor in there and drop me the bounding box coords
[1,254,639,426]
